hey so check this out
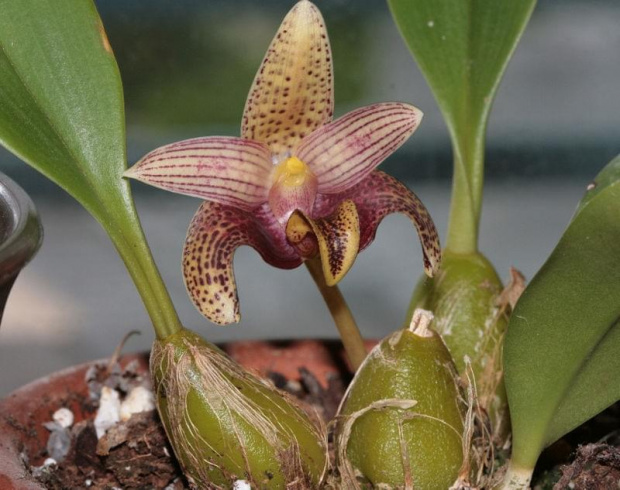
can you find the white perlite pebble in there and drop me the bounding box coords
[94,387,121,439]
[43,458,57,466]
[52,407,74,428]
[120,386,155,422]
[233,480,251,490]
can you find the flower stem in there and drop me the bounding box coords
[304,258,367,371]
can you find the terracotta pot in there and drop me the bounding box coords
[0,339,375,489]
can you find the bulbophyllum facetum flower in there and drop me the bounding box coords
[125,0,441,325]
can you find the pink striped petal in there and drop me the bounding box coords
[313,171,441,277]
[124,137,272,211]
[183,202,302,325]
[297,103,422,194]
[241,0,334,155]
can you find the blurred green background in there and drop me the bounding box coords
[5,0,618,187]
[102,0,618,181]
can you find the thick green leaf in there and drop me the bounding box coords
[545,318,620,445]
[387,0,537,128]
[504,155,620,472]
[387,0,536,251]
[0,0,130,224]
[0,0,180,337]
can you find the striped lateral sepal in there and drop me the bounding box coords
[311,171,441,278]
[183,201,301,325]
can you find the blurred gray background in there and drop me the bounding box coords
[1,0,619,394]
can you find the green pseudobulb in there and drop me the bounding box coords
[337,310,465,489]
[410,250,509,434]
[150,329,327,489]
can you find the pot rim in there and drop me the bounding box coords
[0,171,42,285]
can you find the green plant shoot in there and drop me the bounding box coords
[387,0,537,432]
[387,0,537,253]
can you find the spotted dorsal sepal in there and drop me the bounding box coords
[241,0,334,155]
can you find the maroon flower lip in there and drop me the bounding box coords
[124,0,441,325]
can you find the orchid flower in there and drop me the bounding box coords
[125,0,441,326]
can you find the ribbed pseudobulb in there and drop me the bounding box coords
[150,329,327,489]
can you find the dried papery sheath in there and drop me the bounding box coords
[335,309,465,489]
[150,329,327,489]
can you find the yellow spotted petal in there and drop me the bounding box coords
[286,200,360,286]
[241,0,334,155]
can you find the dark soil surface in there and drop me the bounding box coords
[555,444,620,489]
[28,359,620,489]
[534,402,620,490]
[34,411,184,490]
